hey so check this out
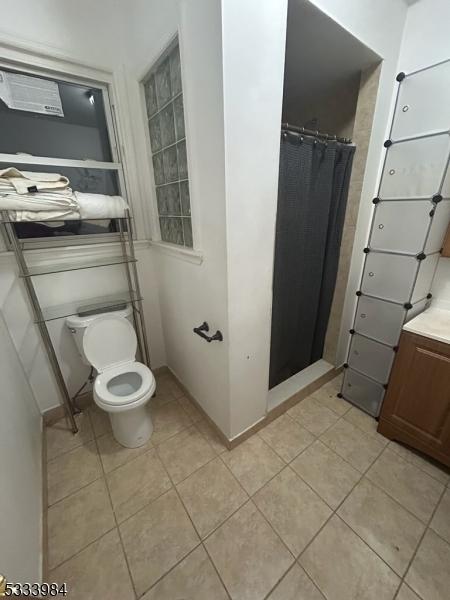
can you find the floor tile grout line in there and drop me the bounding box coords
[46,419,104,507]
[133,446,222,599]
[396,483,449,599]
[287,435,360,479]
[153,422,223,487]
[201,542,233,600]
[257,419,318,465]
[91,426,139,600]
[365,444,447,525]
[45,380,204,595]
[428,519,450,547]
[47,414,129,583]
[136,540,204,599]
[217,437,284,497]
[213,458,303,597]
[388,441,450,485]
[289,456,364,513]
[47,525,119,576]
[46,378,447,599]
[288,400,342,438]
[318,418,386,475]
[217,453,298,563]
[46,433,97,465]
[201,496,293,600]
[99,442,155,476]
[294,437,403,598]
[295,432,446,597]
[47,470,104,509]
[92,417,222,531]
[261,561,300,600]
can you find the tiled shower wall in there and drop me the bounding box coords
[340,59,450,416]
[323,63,382,364]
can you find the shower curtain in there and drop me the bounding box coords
[269,131,355,389]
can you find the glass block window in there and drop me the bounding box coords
[143,40,192,248]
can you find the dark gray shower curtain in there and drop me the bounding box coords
[269,131,355,389]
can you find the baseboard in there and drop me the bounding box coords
[167,365,342,450]
[42,391,94,425]
[166,368,232,451]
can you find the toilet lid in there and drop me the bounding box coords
[83,315,137,372]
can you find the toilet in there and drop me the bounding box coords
[67,310,155,448]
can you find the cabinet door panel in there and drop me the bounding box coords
[382,332,450,449]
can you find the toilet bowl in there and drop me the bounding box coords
[82,314,155,448]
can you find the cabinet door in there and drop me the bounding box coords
[381,332,450,452]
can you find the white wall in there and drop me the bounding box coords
[0,311,42,582]
[122,0,231,435]
[221,0,288,437]
[0,5,167,413]
[397,0,450,309]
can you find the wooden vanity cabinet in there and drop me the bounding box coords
[378,330,450,467]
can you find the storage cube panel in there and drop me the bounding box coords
[348,334,395,383]
[411,252,440,302]
[392,60,450,140]
[354,296,405,346]
[370,200,432,253]
[343,60,447,419]
[342,368,385,417]
[361,252,418,303]
[379,134,450,199]
[425,200,450,253]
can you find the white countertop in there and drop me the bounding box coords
[403,305,450,345]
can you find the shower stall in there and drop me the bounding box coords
[269,125,355,388]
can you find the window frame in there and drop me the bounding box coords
[0,57,130,250]
[141,35,194,250]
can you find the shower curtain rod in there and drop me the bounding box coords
[281,122,352,145]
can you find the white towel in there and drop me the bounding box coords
[8,209,80,222]
[75,192,129,219]
[0,191,79,212]
[0,167,70,194]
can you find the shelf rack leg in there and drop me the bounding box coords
[2,214,78,433]
[118,215,146,366]
[125,210,151,368]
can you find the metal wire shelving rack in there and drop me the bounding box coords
[1,209,151,433]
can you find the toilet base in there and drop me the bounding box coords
[109,405,153,448]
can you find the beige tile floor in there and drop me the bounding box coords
[45,372,450,600]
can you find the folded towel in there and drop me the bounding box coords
[0,167,70,194]
[7,209,80,222]
[75,192,129,219]
[0,190,79,212]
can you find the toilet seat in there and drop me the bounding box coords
[83,314,155,410]
[94,361,155,407]
[83,314,155,448]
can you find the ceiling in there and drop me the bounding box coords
[283,0,380,110]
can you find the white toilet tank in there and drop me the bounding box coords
[66,305,133,366]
